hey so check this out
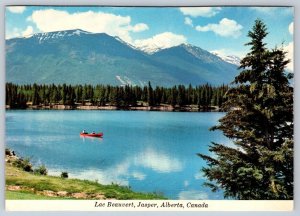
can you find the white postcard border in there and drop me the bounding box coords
[1,0,299,216]
[5,200,293,211]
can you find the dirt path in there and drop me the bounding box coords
[6,185,106,199]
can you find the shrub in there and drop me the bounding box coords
[5,148,12,156]
[34,165,48,175]
[105,190,117,199]
[61,172,68,178]
[13,158,33,172]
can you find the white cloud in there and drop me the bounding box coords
[22,26,34,37]
[28,9,148,43]
[195,18,243,38]
[194,172,205,180]
[250,7,293,16]
[66,163,130,186]
[283,42,293,71]
[131,171,146,180]
[59,159,145,186]
[6,26,35,39]
[134,148,183,173]
[179,7,221,17]
[65,147,183,186]
[184,180,189,187]
[178,190,209,200]
[7,6,26,14]
[6,27,21,39]
[250,7,277,14]
[130,23,149,32]
[26,16,32,22]
[289,22,293,35]
[184,17,193,27]
[134,32,187,53]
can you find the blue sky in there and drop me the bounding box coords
[6,6,294,70]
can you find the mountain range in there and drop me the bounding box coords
[6,29,240,87]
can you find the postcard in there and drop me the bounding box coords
[5,5,294,211]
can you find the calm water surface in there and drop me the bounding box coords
[6,110,231,199]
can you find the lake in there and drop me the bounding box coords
[5,110,231,200]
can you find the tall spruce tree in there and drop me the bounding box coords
[198,19,293,199]
[147,81,154,106]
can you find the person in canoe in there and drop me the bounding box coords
[82,129,88,134]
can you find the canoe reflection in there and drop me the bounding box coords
[80,135,103,142]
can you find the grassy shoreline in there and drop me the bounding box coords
[5,153,165,200]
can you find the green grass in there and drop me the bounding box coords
[6,162,165,200]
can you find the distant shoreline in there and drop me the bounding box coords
[5,104,221,112]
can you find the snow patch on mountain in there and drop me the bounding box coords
[114,36,140,52]
[211,51,241,66]
[178,44,223,63]
[116,75,137,86]
[136,44,164,54]
[116,75,127,85]
[123,76,135,86]
[135,41,187,54]
[223,55,241,66]
[181,44,211,58]
[29,29,91,43]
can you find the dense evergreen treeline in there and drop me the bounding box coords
[6,82,229,109]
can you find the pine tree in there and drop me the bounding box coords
[32,84,40,105]
[147,81,154,106]
[198,19,293,200]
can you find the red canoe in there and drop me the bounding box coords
[80,132,103,138]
